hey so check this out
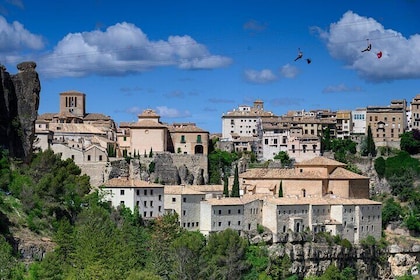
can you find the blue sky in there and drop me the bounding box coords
[0,0,419,133]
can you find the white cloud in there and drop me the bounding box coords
[156,106,191,118]
[0,16,44,54]
[315,11,420,82]
[125,106,142,115]
[38,22,232,77]
[280,64,299,78]
[244,69,277,83]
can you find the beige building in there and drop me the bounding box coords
[164,185,206,231]
[410,94,420,131]
[167,123,209,155]
[240,156,370,199]
[336,110,352,139]
[119,110,209,157]
[101,177,165,220]
[366,99,408,148]
[119,109,168,156]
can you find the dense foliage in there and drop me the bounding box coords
[208,149,239,184]
[400,129,420,155]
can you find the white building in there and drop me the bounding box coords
[199,196,262,236]
[164,185,206,231]
[101,178,165,220]
[351,108,367,135]
[221,100,277,143]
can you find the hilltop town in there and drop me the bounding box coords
[32,89,420,245]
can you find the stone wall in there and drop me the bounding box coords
[104,152,208,185]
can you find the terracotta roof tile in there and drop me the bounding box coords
[295,156,346,167]
[102,177,164,188]
[164,185,206,195]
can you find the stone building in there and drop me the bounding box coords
[366,99,408,148]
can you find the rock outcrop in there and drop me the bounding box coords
[0,62,40,163]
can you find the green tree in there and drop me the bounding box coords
[200,229,250,280]
[223,169,229,197]
[382,198,404,228]
[244,245,270,280]
[321,127,332,152]
[274,151,292,167]
[149,148,154,158]
[147,213,183,279]
[171,231,206,280]
[231,164,240,197]
[208,150,239,185]
[374,157,386,178]
[400,130,420,155]
[361,126,376,157]
[279,181,283,197]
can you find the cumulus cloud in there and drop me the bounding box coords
[156,106,191,118]
[314,11,420,82]
[37,22,232,77]
[0,16,44,54]
[323,83,363,93]
[280,64,299,78]
[244,69,277,83]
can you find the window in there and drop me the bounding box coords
[144,189,147,195]
[238,221,241,225]
[183,210,186,216]
[264,139,268,145]
[144,212,147,217]
[158,206,161,212]
[159,195,162,201]
[87,155,91,161]
[172,197,176,202]
[150,201,153,207]
[136,190,140,196]
[181,135,186,143]
[238,209,241,214]
[150,211,153,217]
[143,201,147,207]
[99,155,103,161]
[218,222,222,227]
[120,201,125,205]
[71,155,75,160]
[197,135,202,143]
[228,209,231,214]
[120,190,125,195]
[218,210,222,215]
[183,197,186,203]
[136,201,139,206]
[151,189,154,195]
[123,136,127,141]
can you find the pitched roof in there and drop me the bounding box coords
[329,167,369,179]
[120,119,167,128]
[204,195,259,206]
[102,177,164,188]
[84,113,111,120]
[295,156,346,167]
[164,185,205,195]
[168,123,208,133]
[240,168,323,179]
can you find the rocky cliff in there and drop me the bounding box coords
[0,62,40,163]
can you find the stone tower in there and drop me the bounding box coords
[59,90,86,118]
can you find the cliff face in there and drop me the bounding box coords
[0,62,40,163]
